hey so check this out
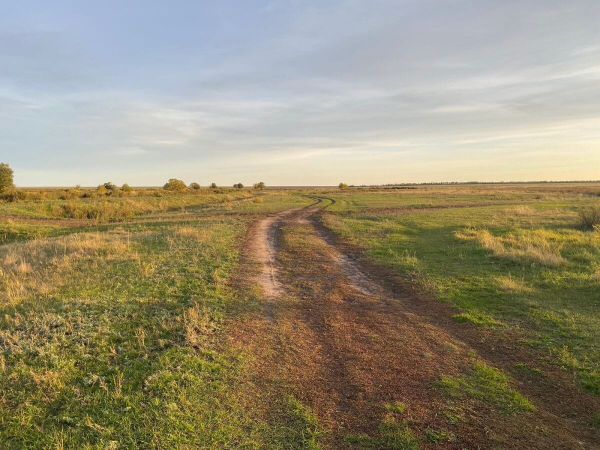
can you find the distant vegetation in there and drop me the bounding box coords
[164,178,187,191]
[189,182,201,190]
[234,183,244,189]
[338,182,348,189]
[253,181,266,189]
[0,163,14,192]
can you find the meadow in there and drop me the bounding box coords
[0,184,599,448]
[323,184,600,395]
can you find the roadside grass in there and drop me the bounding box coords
[344,414,419,449]
[0,215,317,448]
[453,312,505,327]
[514,363,543,376]
[323,187,600,394]
[437,361,535,414]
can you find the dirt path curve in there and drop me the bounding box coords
[233,199,600,449]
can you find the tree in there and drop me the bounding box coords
[253,181,266,189]
[189,182,201,190]
[122,183,133,193]
[210,183,217,189]
[338,182,348,189]
[0,163,14,192]
[234,183,244,189]
[164,179,187,191]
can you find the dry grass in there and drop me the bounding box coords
[183,303,219,350]
[0,232,133,304]
[506,205,533,216]
[496,274,533,293]
[173,226,209,242]
[456,228,567,267]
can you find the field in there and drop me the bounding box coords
[1,184,599,448]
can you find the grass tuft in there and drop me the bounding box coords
[437,361,535,414]
[345,414,418,449]
[453,312,504,327]
[456,228,567,267]
[384,401,407,414]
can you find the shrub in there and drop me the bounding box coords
[0,189,26,202]
[339,182,348,189]
[0,163,14,192]
[164,179,187,191]
[97,185,109,195]
[103,182,117,191]
[234,183,244,189]
[122,183,133,193]
[210,183,217,189]
[579,205,600,230]
[253,181,266,189]
[189,182,201,190]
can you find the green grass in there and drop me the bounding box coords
[514,363,543,376]
[0,211,319,448]
[345,415,419,449]
[453,312,505,327]
[384,401,407,414]
[1,184,599,446]
[0,221,72,244]
[323,186,600,393]
[437,361,535,414]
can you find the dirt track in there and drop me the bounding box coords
[233,200,600,449]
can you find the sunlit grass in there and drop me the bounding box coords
[324,187,600,394]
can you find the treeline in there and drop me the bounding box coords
[0,161,268,203]
[354,180,600,187]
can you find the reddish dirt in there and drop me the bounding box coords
[231,204,600,449]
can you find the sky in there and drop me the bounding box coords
[1,0,599,186]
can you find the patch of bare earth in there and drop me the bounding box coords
[230,206,600,449]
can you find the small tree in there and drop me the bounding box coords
[234,183,244,189]
[253,181,266,189]
[103,182,117,191]
[122,183,133,193]
[210,183,217,189]
[189,182,201,190]
[0,163,15,192]
[164,179,187,191]
[339,182,348,189]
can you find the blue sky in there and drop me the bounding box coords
[1,0,599,186]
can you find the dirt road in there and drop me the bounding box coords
[233,199,600,449]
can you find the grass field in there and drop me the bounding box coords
[1,185,599,448]
[324,185,600,394]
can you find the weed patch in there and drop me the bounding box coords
[437,361,534,414]
[345,414,419,449]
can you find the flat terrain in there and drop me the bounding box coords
[1,185,599,448]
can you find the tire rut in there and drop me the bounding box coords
[234,203,600,449]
